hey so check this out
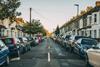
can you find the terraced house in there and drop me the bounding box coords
[60,1,100,41]
[0,18,27,38]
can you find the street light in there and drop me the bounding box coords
[74,4,79,35]
[74,4,79,16]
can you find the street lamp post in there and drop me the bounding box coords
[74,4,79,16]
[74,4,79,35]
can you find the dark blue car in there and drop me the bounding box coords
[74,38,97,58]
[0,39,9,66]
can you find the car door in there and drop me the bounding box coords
[0,40,9,65]
[74,39,82,54]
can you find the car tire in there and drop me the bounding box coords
[17,50,20,57]
[5,56,10,66]
[65,45,68,51]
[29,46,31,51]
[23,47,26,53]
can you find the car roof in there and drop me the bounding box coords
[80,38,95,40]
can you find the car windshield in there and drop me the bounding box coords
[75,36,88,40]
[81,39,97,45]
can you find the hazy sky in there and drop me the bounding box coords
[18,0,97,32]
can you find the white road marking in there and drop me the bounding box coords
[48,52,50,62]
[48,46,50,49]
[11,57,20,61]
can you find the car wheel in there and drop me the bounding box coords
[29,46,31,51]
[17,50,20,57]
[65,45,68,51]
[24,47,28,52]
[5,56,10,66]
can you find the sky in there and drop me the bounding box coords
[18,0,97,32]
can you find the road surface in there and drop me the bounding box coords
[5,38,86,67]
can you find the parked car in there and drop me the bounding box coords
[55,36,63,45]
[18,37,31,52]
[52,36,57,42]
[0,39,9,66]
[68,35,89,48]
[86,43,100,67]
[26,37,33,41]
[74,38,97,58]
[1,37,22,58]
[62,35,71,49]
[30,39,38,47]
[26,37,35,48]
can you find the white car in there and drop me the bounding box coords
[86,43,100,67]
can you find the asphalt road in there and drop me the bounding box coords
[5,38,86,67]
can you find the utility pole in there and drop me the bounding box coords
[30,8,32,37]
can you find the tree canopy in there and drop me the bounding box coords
[55,25,60,36]
[23,19,46,36]
[0,0,21,23]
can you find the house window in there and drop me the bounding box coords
[89,16,92,25]
[94,14,97,23]
[83,17,87,27]
[94,30,96,38]
[76,22,79,28]
[81,31,84,36]
[85,30,87,36]
[77,31,79,35]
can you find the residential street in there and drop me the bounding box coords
[4,38,86,67]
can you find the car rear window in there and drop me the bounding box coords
[75,36,88,40]
[3,38,13,44]
[81,39,97,45]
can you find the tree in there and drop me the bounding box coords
[0,0,21,24]
[55,25,60,36]
[23,19,46,36]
